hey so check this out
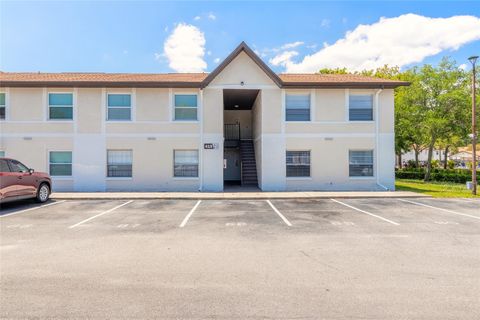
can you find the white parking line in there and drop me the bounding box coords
[266,200,292,226]
[330,199,400,226]
[68,200,134,229]
[399,199,480,221]
[179,200,202,228]
[0,200,66,218]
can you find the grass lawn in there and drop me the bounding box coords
[396,179,480,198]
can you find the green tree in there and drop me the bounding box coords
[410,58,470,180]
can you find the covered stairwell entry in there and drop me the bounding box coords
[223,89,260,189]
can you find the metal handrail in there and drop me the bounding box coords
[224,124,240,140]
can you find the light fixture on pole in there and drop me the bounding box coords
[468,55,478,195]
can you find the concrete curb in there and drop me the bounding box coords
[51,191,430,200]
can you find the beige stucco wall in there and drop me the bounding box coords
[135,88,170,121]
[210,52,276,87]
[285,137,379,191]
[105,137,200,191]
[77,88,102,134]
[315,89,345,122]
[8,88,44,121]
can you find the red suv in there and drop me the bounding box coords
[0,158,52,204]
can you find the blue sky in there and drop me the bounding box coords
[1,1,479,74]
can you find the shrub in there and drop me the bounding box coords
[447,160,455,169]
[396,168,478,184]
[431,160,440,168]
[406,160,417,168]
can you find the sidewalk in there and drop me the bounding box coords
[51,190,427,200]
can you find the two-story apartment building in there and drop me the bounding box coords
[0,42,408,192]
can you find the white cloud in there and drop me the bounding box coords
[194,16,201,21]
[207,50,212,56]
[459,63,467,70]
[283,14,480,73]
[320,19,330,28]
[208,12,216,20]
[281,41,304,50]
[269,51,299,67]
[214,58,220,63]
[162,23,207,72]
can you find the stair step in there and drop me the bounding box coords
[240,141,257,185]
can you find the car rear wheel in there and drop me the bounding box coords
[36,183,50,203]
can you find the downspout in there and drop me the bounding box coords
[374,87,389,191]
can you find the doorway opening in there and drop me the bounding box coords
[223,89,260,189]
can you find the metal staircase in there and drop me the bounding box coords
[240,140,258,186]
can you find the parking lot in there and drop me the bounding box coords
[1,197,479,319]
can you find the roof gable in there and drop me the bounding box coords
[200,42,282,88]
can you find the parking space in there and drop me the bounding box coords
[1,196,479,319]
[1,197,478,233]
[70,199,200,233]
[182,200,290,232]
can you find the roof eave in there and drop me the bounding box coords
[281,81,410,89]
[0,81,203,88]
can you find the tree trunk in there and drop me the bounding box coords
[443,146,449,169]
[414,149,419,168]
[424,138,436,181]
[398,153,402,168]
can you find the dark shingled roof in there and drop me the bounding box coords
[0,43,409,89]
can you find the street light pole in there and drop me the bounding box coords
[469,56,478,195]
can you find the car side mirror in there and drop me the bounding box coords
[28,168,35,174]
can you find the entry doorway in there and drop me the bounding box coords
[224,149,241,184]
[222,89,260,189]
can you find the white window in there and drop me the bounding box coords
[349,94,373,121]
[49,151,72,176]
[349,150,374,177]
[286,94,310,121]
[0,151,5,157]
[107,150,132,177]
[174,94,197,121]
[107,94,131,121]
[174,150,199,177]
[286,151,311,177]
[49,93,73,120]
[0,93,5,120]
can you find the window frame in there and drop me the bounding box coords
[48,92,74,121]
[348,149,375,178]
[106,93,132,122]
[285,92,312,122]
[106,149,133,178]
[0,92,6,121]
[286,150,311,178]
[173,149,199,178]
[348,93,374,122]
[49,151,73,177]
[173,93,198,122]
